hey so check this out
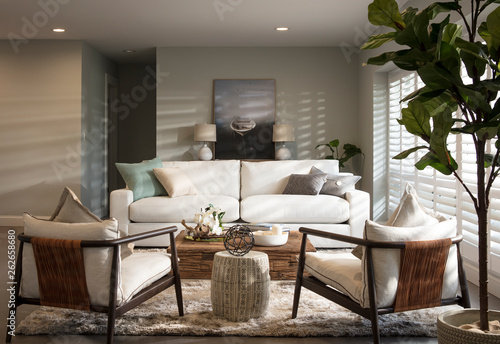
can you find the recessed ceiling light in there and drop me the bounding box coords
[275,27,289,31]
[123,49,136,53]
[52,28,65,33]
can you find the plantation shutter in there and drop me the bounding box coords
[386,66,500,290]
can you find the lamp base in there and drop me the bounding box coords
[276,145,291,160]
[198,144,213,161]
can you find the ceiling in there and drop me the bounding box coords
[1,0,375,63]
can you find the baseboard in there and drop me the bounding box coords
[464,261,500,299]
[0,216,23,227]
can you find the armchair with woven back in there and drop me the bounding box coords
[293,184,471,344]
[292,220,470,344]
[6,188,184,344]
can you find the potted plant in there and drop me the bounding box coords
[315,139,363,169]
[362,0,500,340]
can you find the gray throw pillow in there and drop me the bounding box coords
[282,173,327,195]
[310,166,361,197]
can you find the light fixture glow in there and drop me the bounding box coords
[275,27,289,31]
[122,49,136,53]
[52,28,65,33]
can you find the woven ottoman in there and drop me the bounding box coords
[211,251,270,322]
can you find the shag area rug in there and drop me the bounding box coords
[16,279,459,338]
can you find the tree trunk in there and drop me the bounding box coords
[476,141,489,331]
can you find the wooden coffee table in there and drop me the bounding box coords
[168,230,316,280]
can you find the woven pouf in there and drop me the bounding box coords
[437,309,500,343]
[211,251,270,322]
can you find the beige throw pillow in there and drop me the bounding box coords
[50,187,133,259]
[153,167,198,197]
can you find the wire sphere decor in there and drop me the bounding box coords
[224,225,254,256]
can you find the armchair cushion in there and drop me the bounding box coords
[21,214,122,307]
[49,187,101,223]
[120,251,172,304]
[304,252,363,304]
[361,217,459,308]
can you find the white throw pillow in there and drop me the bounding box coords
[153,167,198,198]
[21,214,123,307]
[359,217,459,308]
[386,183,440,227]
[351,183,439,259]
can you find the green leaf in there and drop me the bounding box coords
[401,100,432,139]
[395,11,431,50]
[425,2,461,20]
[457,86,492,115]
[484,153,500,168]
[368,0,406,31]
[393,145,428,159]
[441,23,462,45]
[329,139,340,148]
[361,32,398,50]
[365,50,407,66]
[415,152,454,175]
[487,6,500,50]
[430,106,454,166]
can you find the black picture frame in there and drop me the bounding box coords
[213,79,276,160]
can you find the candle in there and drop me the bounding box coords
[271,224,282,236]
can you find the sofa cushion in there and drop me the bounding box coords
[304,252,363,305]
[21,214,122,307]
[241,160,339,199]
[153,167,198,197]
[161,160,240,199]
[130,195,240,223]
[282,173,327,195]
[240,194,349,223]
[310,166,361,196]
[116,157,167,201]
[360,217,459,308]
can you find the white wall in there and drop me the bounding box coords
[156,47,361,169]
[0,40,83,220]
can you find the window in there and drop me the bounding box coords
[387,67,500,292]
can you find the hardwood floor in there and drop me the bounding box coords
[2,226,499,344]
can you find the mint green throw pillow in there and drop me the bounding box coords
[116,157,167,201]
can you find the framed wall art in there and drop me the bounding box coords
[213,79,275,160]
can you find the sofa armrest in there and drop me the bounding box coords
[110,188,133,238]
[345,189,370,238]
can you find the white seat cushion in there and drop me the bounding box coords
[240,195,349,223]
[119,251,172,305]
[304,252,363,304]
[130,195,240,222]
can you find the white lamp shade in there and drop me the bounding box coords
[273,124,294,142]
[194,124,217,142]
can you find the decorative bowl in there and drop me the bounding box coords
[253,231,289,246]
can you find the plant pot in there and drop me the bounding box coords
[437,309,500,343]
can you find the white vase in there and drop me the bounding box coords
[437,309,500,343]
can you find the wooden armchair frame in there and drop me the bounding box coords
[292,227,471,344]
[7,226,183,344]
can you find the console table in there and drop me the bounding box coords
[169,230,316,280]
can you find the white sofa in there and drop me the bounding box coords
[110,159,370,248]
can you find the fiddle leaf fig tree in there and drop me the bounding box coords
[362,0,500,331]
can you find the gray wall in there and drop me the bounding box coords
[115,64,157,189]
[81,42,117,217]
[156,47,361,167]
[0,40,83,219]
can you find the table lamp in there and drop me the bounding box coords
[194,123,216,161]
[273,124,294,160]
